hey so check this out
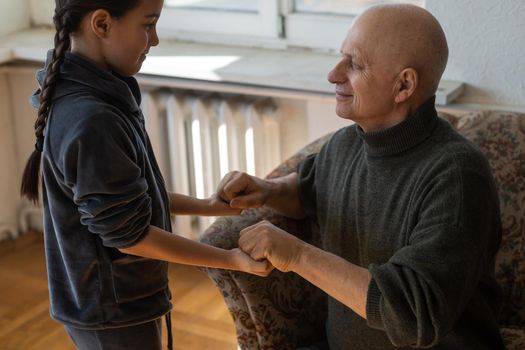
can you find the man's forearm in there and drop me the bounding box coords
[293,243,372,319]
[265,173,306,219]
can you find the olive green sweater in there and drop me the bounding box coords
[298,98,504,349]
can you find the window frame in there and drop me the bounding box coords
[157,0,363,52]
[32,0,422,53]
[158,0,281,40]
[282,0,424,51]
[283,10,355,51]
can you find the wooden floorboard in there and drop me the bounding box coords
[0,233,237,350]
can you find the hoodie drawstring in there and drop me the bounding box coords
[165,312,173,350]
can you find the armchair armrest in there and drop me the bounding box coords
[199,134,332,349]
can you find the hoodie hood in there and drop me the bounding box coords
[29,50,141,114]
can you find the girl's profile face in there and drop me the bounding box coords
[103,0,164,76]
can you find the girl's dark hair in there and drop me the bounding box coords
[20,0,140,204]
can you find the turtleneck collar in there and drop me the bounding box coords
[356,96,438,157]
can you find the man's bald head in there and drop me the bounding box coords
[349,4,448,99]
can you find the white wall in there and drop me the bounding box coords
[0,66,41,237]
[29,0,54,27]
[7,67,40,186]
[277,99,348,159]
[427,0,525,107]
[0,70,20,237]
[0,0,30,37]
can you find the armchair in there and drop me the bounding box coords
[200,110,525,349]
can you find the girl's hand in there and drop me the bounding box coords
[206,193,243,216]
[229,248,274,277]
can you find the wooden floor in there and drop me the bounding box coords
[0,233,238,350]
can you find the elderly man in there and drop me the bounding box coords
[218,4,504,350]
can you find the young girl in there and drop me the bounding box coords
[21,1,271,349]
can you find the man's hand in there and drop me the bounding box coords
[217,171,270,209]
[229,248,274,277]
[238,220,307,273]
[206,193,243,216]
[239,220,371,319]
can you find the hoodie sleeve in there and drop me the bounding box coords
[59,112,152,248]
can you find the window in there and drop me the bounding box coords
[294,0,423,15]
[158,0,280,40]
[165,0,259,13]
[158,0,424,51]
[284,0,425,50]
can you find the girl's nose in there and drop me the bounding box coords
[150,28,160,47]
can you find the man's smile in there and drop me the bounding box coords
[335,89,353,101]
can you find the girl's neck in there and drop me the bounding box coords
[70,37,111,72]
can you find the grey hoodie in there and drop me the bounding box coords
[30,51,172,329]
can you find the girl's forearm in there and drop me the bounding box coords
[168,192,211,215]
[119,225,235,269]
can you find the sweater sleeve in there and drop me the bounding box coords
[60,112,152,248]
[297,153,319,220]
[366,151,501,348]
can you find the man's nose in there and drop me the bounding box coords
[327,60,345,84]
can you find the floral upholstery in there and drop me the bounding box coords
[455,111,525,349]
[200,134,331,350]
[200,111,525,349]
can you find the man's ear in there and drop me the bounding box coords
[90,9,113,39]
[394,68,418,103]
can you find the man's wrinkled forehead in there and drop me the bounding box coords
[342,9,399,62]
[339,23,372,61]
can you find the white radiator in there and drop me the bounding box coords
[141,91,281,239]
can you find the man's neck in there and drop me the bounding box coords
[357,98,426,133]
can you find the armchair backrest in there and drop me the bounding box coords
[455,110,525,328]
